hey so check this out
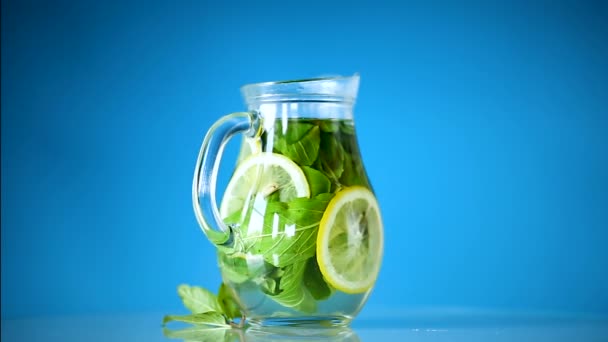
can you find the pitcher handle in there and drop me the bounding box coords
[192,111,260,246]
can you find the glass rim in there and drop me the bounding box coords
[240,73,360,104]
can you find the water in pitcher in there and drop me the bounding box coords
[216,118,382,326]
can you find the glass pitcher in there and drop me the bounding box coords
[192,75,383,327]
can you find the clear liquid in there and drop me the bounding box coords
[218,118,379,326]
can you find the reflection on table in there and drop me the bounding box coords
[2,309,607,342]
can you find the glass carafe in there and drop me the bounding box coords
[193,75,383,327]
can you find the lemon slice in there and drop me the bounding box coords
[220,153,310,219]
[236,137,262,165]
[316,186,383,294]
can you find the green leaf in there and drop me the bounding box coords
[244,195,332,267]
[274,125,321,166]
[303,256,332,300]
[218,283,242,320]
[222,210,243,225]
[340,121,356,135]
[162,312,228,327]
[302,166,331,196]
[267,260,317,313]
[283,193,333,222]
[320,120,340,133]
[217,252,263,284]
[177,284,222,314]
[259,266,283,295]
[283,122,316,144]
[319,133,345,183]
[339,153,364,186]
[266,190,282,202]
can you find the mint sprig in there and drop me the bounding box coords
[162,284,244,335]
[176,284,222,314]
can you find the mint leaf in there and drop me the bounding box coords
[217,252,266,284]
[260,266,283,295]
[177,284,222,314]
[320,120,340,133]
[319,133,345,183]
[266,191,282,202]
[302,166,331,196]
[340,121,356,135]
[339,153,364,186]
[162,312,228,327]
[283,193,334,222]
[267,260,317,313]
[283,122,316,144]
[303,256,332,300]
[222,210,243,226]
[218,252,249,284]
[274,125,320,166]
[218,283,242,320]
[244,195,331,267]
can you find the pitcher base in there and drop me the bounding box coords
[247,315,352,328]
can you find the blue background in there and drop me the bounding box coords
[2,0,607,319]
